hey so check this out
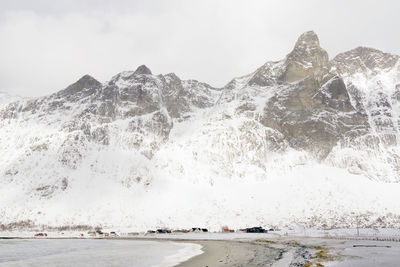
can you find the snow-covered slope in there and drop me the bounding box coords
[0,91,21,109]
[1,31,400,231]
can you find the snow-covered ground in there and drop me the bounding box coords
[324,240,400,267]
[0,239,202,267]
[2,161,400,231]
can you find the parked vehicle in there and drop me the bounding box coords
[34,233,47,237]
[191,227,208,232]
[221,226,234,233]
[147,230,156,234]
[96,230,104,235]
[110,231,118,236]
[244,227,267,233]
[156,229,171,233]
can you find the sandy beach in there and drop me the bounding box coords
[177,240,282,267]
[173,236,400,267]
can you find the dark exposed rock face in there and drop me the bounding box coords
[58,75,101,97]
[161,73,190,118]
[281,31,330,84]
[261,76,368,157]
[247,31,370,158]
[332,46,400,141]
[133,65,152,76]
[315,76,354,112]
[246,31,331,87]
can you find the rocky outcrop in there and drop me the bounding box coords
[331,46,400,141]
[281,31,331,84]
[245,31,368,158]
[57,75,101,97]
[261,76,368,157]
[246,31,332,88]
[133,64,152,76]
[332,47,399,76]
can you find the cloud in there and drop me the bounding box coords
[0,0,399,96]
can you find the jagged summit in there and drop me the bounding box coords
[134,65,152,75]
[45,74,103,103]
[281,31,330,82]
[58,74,101,97]
[246,31,330,86]
[288,30,327,63]
[293,31,321,51]
[75,74,100,87]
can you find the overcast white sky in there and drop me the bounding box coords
[0,0,399,97]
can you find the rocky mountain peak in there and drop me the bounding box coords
[293,31,321,51]
[74,74,101,88]
[281,31,330,83]
[245,32,328,87]
[78,74,99,83]
[134,65,152,76]
[58,74,101,97]
[56,75,101,100]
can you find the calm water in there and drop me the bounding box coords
[0,238,202,267]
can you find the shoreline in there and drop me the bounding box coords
[0,236,296,266]
[2,235,400,266]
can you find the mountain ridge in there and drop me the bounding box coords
[1,31,400,231]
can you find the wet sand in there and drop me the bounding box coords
[177,240,282,267]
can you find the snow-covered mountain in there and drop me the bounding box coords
[1,31,400,231]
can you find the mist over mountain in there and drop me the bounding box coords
[1,31,400,231]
